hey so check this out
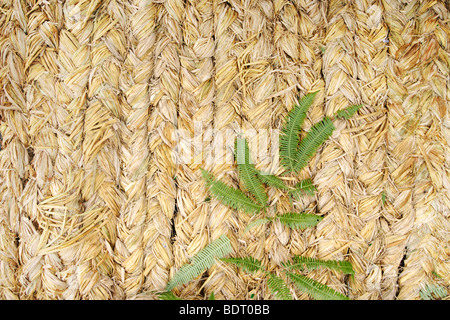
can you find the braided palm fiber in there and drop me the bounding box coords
[231,0,275,300]
[283,0,329,299]
[77,0,128,299]
[0,0,29,300]
[16,1,67,299]
[269,0,302,274]
[269,0,298,276]
[349,0,388,299]
[396,1,450,299]
[202,0,247,300]
[382,0,420,300]
[172,0,215,299]
[269,0,328,300]
[0,0,449,300]
[312,0,362,299]
[144,0,181,292]
[28,0,100,300]
[113,0,155,299]
[43,0,100,300]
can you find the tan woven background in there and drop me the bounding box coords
[0,0,449,300]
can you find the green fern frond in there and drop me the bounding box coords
[191,235,233,270]
[335,104,363,120]
[432,271,443,278]
[267,273,292,300]
[201,168,263,214]
[257,172,290,190]
[221,256,265,273]
[166,235,232,291]
[157,291,182,300]
[291,178,317,198]
[284,271,349,300]
[419,284,448,300]
[276,213,323,230]
[283,256,355,277]
[280,91,318,171]
[244,217,271,234]
[235,138,268,207]
[292,117,335,173]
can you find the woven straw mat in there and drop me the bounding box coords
[0,0,449,300]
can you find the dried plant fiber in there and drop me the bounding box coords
[0,0,449,300]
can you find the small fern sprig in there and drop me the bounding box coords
[284,271,349,300]
[419,284,448,300]
[243,217,272,234]
[220,256,265,273]
[276,213,324,230]
[282,256,355,278]
[290,179,317,198]
[244,213,323,234]
[200,168,262,214]
[222,255,352,300]
[292,116,335,173]
[334,104,363,120]
[221,256,293,300]
[280,91,318,171]
[280,93,363,174]
[166,234,233,291]
[235,137,268,207]
[267,273,292,300]
[156,291,182,300]
[257,171,290,190]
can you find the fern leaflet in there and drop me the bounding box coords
[419,284,448,300]
[284,271,349,300]
[201,168,262,214]
[166,235,232,291]
[257,172,290,190]
[291,178,317,198]
[267,273,292,300]
[157,291,182,300]
[292,117,335,173]
[335,104,363,120]
[280,91,318,171]
[283,256,355,277]
[276,213,323,230]
[221,256,265,273]
[235,138,268,207]
[244,217,271,234]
